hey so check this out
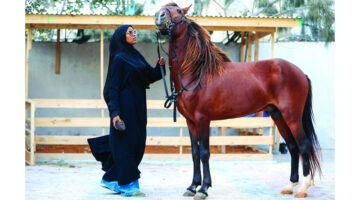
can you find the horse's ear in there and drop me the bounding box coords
[182,4,192,15]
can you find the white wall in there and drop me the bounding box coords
[26,41,334,149]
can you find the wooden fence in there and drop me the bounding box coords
[25,99,279,165]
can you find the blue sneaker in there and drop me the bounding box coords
[119,179,143,197]
[100,179,121,193]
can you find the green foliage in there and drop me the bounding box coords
[25,0,152,42]
[26,0,58,14]
[224,0,234,7]
[103,30,115,42]
[255,0,268,8]
[306,0,335,43]
[253,0,334,44]
[254,0,278,16]
[193,0,211,16]
[281,0,305,10]
[134,3,144,15]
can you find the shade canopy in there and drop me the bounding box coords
[25,14,299,33]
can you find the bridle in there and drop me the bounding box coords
[156,7,204,122]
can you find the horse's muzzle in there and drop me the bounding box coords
[157,28,169,35]
[154,11,169,35]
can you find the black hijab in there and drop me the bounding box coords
[103,25,151,104]
[108,25,134,58]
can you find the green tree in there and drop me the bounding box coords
[25,0,152,42]
[193,0,211,16]
[253,0,334,44]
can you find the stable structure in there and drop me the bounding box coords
[25,14,299,165]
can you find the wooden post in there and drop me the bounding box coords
[30,102,36,165]
[26,28,32,99]
[55,29,61,74]
[217,127,221,151]
[25,102,28,121]
[271,32,275,58]
[218,127,226,153]
[25,102,29,163]
[240,32,245,62]
[252,128,257,151]
[259,127,263,135]
[179,127,183,155]
[255,32,259,61]
[254,32,263,117]
[100,29,105,136]
[247,32,253,62]
[268,126,273,155]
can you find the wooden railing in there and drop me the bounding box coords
[26,99,278,163]
[25,99,36,166]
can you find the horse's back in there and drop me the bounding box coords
[226,58,304,76]
[226,58,307,87]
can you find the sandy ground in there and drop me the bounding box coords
[25,150,334,200]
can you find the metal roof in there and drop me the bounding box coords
[26,13,298,19]
[25,14,300,32]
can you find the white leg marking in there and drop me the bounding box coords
[282,181,299,193]
[297,175,312,194]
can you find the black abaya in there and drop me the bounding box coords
[88,25,163,185]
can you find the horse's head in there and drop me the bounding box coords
[154,3,192,36]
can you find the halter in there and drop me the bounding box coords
[156,7,204,122]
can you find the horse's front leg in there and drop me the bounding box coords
[194,118,211,200]
[183,120,201,197]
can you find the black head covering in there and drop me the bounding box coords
[103,25,152,106]
[109,25,133,56]
[108,24,150,74]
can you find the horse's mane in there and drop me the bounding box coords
[161,3,232,80]
[181,18,232,80]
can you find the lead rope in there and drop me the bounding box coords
[156,32,170,99]
[156,7,205,122]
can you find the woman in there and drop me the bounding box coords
[88,25,165,197]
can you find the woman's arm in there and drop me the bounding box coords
[108,57,125,119]
[145,57,165,84]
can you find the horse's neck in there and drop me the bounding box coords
[169,36,188,92]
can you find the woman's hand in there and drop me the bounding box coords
[112,115,123,130]
[158,57,165,66]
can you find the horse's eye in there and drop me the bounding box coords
[177,9,182,14]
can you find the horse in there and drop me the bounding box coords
[154,3,321,199]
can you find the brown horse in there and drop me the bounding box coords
[155,3,321,199]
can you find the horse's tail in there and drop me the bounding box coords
[302,75,322,178]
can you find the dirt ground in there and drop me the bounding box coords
[25,150,334,200]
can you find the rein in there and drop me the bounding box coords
[156,7,204,122]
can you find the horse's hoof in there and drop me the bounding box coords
[294,191,308,198]
[183,189,196,197]
[194,192,207,200]
[281,189,293,194]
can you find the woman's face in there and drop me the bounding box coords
[125,27,137,45]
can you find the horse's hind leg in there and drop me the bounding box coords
[270,114,300,195]
[294,137,313,198]
[183,119,201,197]
[287,121,313,198]
[277,108,313,198]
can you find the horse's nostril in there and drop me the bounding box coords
[160,12,165,17]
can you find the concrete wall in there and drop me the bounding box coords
[27,41,334,149]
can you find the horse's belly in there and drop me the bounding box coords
[200,78,269,120]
